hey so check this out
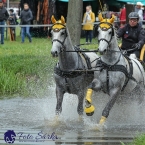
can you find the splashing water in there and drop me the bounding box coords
[0,82,145,133]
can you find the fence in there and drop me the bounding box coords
[0,20,145,41]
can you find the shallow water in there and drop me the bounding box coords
[0,84,145,145]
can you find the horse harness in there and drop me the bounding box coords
[54,47,94,93]
[97,55,137,94]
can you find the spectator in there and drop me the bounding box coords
[120,5,126,28]
[82,5,95,44]
[20,3,33,43]
[135,2,143,27]
[0,0,9,44]
[117,12,145,59]
[8,9,16,41]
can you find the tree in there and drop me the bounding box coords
[66,0,83,45]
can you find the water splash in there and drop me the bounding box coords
[0,83,145,133]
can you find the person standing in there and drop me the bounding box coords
[135,2,143,27]
[82,5,95,44]
[0,0,9,44]
[119,5,126,28]
[20,3,33,43]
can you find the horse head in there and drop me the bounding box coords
[50,15,67,57]
[97,13,116,54]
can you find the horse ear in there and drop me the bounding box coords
[98,13,104,22]
[61,16,65,24]
[51,15,56,24]
[110,14,115,24]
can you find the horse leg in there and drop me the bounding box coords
[55,86,65,115]
[84,79,101,116]
[48,86,64,126]
[99,87,121,125]
[77,92,85,120]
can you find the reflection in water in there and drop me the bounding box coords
[0,84,145,144]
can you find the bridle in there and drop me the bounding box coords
[98,22,114,47]
[51,23,68,52]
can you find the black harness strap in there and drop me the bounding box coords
[79,52,92,69]
[64,78,70,93]
[54,66,94,78]
[54,66,84,78]
[54,66,94,93]
[97,56,137,93]
[121,55,135,91]
[106,70,109,93]
[73,46,93,70]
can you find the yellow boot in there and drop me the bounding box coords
[85,89,93,103]
[84,89,95,116]
[99,116,107,125]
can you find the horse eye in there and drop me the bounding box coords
[109,31,112,34]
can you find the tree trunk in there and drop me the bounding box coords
[66,0,83,45]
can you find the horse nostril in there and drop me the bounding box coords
[55,51,58,55]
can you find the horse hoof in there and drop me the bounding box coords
[86,111,94,116]
[84,105,95,116]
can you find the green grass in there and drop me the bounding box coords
[0,30,57,97]
[121,134,145,145]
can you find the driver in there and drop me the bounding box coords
[117,12,145,59]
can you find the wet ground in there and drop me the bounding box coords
[0,84,145,145]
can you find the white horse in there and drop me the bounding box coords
[84,13,145,126]
[50,16,99,117]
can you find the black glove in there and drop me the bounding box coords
[132,43,141,50]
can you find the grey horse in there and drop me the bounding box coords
[50,16,99,117]
[84,13,145,127]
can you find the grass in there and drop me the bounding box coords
[0,29,57,97]
[121,134,145,145]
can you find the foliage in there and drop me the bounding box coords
[0,33,57,97]
[121,134,145,145]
